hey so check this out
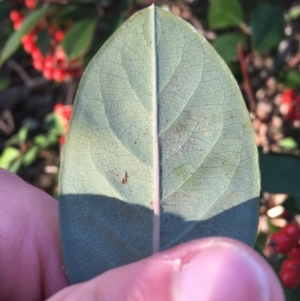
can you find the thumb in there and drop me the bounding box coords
[47,237,285,301]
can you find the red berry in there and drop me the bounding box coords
[281,258,300,275]
[25,0,36,9]
[21,33,35,45]
[280,269,300,289]
[23,40,37,53]
[43,68,54,80]
[282,89,295,104]
[269,231,295,254]
[53,69,65,82]
[54,31,65,42]
[283,223,300,239]
[33,58,44,71]
[31,48,43,60]
[288,244,300,259]
[54,104,72,121]
[55,47,65,60]
[59,136,65,145]
[44,55,55,69]
[62,106,73,120]
[54,103,64,113]
[9,10,22,23]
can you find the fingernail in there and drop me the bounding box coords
[171,240,273,301]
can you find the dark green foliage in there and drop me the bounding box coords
[212,32,245,63]
[250,3,285,52]
[208,0,244,29]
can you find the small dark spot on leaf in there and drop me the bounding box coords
[121,171,128,184]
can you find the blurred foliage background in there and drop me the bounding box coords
[1,0,300,298]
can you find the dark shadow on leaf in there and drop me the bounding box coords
[60,194,258,284]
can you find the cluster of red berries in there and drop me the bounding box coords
[281,89,300,122]
[54,104,73,145]
[9,3,83,83]
[25,0,36,9]
[269,222,300,289]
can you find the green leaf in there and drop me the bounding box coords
[0,73,10,92]
[54,5,78,20]
[22,145,39,167]
[279,137,297,149]
[282,196,300,214]
[9,157,23,174]
[212,32,245,63]
[36,28,51,56]
[59,6,260,284]
[285,5,300,22]
[255,231,268,252]
[0,147,21,169]
[250,4,285,52]
[17,126,29,144]
[44,113,64,135]
[279,70,300,92]
[0,6,55,65]
[208,0,244,29]
[259,148,300,195]
[33,134,50,148]
[61,18,98,59]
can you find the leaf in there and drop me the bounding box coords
[279,137,297,149]
[208,0,244,29]
[0,147,21,169]
[282,196,300,214]
[279,70,300,92]
[285,5,300,22]
[22,145,39,167]
[255,231,268,252]
[33,134,50,148]
[9,157,23,174]
[250,3,285,52]
[36,28,51,56]
[44,113,64,136]
[259,148,300,195]
[0,73,10,92]
[0,6,54,65]
[54,4,78,20]
[61,18,98,59]
[212,32,245,63]
[17,126,29,144]
[59,6,260,284]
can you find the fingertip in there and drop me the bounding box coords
[0,168,69,300]
[47,237,285,301]
[171,238,285,301]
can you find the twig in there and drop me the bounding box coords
[239,22,251,35]
[7,59,33,86]
[0,110,15,135]
[237,44,256,113]
[0,77,48,108]
[287,52,300,68]
[65,79,79,105]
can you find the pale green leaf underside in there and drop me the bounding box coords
[59,6,260,284]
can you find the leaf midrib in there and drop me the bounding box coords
[152,5,160,254]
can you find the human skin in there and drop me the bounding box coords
[0,168,285,301]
